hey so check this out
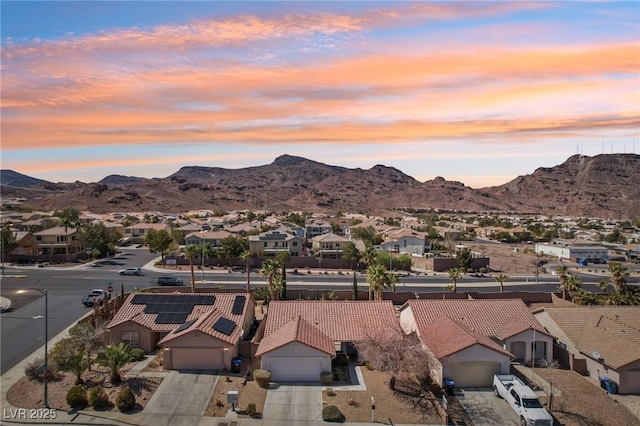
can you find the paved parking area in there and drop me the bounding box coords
[455,387,520,426]
[262,383,323,422]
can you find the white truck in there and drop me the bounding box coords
[493,374,553,426]
[81,289,110,307]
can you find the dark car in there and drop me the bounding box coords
[157,276,184,286]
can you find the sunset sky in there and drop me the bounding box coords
[2,1,639,188]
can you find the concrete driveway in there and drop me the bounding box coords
[141,370,219,425]
[262,383,323,422]
[456,387,520,426]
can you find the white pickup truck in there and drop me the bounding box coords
[81,289,110,307]
[493,374,553,426]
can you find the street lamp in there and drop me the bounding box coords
[201,231,205,284]
[18,288,49,408]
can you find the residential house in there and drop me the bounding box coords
[124,223,170,245]
[33,226,84,255]
[176,224,205,241]
[225,222,259,237]
[248,229,304,257]
[379,228,430,255]
[304,219,333,238]
[11,231,35,255]
[184,230,234,248]
[399,299,553,387]
[534,306,640,394]
[257,300,399,382]
[312,232,351,259]
[108,292,255,370]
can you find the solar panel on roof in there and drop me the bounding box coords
[174,320,195,333]
[155,312,189,324]
[131,294,150,304]
[231,296,246,315]
[212,317,237,336]
[195,295,215,305]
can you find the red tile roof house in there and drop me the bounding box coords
[107,292,255,371]
[534,306,640,394]
[256,300,399,382]
[399,299,553,388]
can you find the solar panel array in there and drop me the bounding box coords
[231,295,246,315]
[213,317,237,336]
[130,294,216,324]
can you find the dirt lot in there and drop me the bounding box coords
[323,369,443,424]
[6,362,162,413]
[533,369,640,426]
[466,241,541,275]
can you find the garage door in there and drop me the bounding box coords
[171,348,224,370]
[268,357,324,382]
[450,361,501,387]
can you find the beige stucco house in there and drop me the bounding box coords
[400,299,553,387]
[311,232,351,259]
[534,306,640,394]
[248,229,304,257]
[256,315,335,382]
[108,292,255,371]
[124,222,170,245]
[33,226,84,255]
[257,300,399,382]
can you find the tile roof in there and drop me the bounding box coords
[540,306,640,369]
[34,226,77,236]
[264,301,399,342]
[418,316,513,359]
[403,299,549,339]
[108,292,251,337]
[157,308,242,345]
[256,315,335,357]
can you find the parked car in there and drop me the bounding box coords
[157,276,184,286]
[119,267,143,276]
[82,289,110,307]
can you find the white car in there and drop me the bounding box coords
[118,267,143,276]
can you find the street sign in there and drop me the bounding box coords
[43,369,52,381]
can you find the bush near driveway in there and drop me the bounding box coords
[322,405,346,423]
[253,369,271,388]
[66,385,88,409]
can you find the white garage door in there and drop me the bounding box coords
[171,348,224,370]
[450,361,502,387]
[268,357,324,382]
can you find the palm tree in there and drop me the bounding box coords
[494,274,509,292]
[261,259,282,301]
[387,272,399,293]
[362,246,378,269]
[56,207,80,261]
[366,264,388,301]
[556,265,569,299]
[447,268,462,293]
[183,245,201,293]
[608,262,629,293]
[96,342,135,384]
[240,250,252,293]
[566,275,582,301]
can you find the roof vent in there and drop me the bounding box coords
[592,351,601,359]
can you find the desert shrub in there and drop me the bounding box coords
[320,371,333,384]
[322,405,346,423]
[466,268,474,273]
[325,387,337,396]
[115,386,135,412]
[66,385,88,409]
[130,348,146,362]
[246,403,259,417]
[24,357,44,381]
[479,267,487,273]
[88,386,110,409]
[253,369,271,388]
[365,362,374,370]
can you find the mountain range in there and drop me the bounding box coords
[1,154,639,219]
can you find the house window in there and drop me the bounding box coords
[121,331,140,348]
[36,236,42,241]
[264,242,267,247]
[293,241,298,246]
